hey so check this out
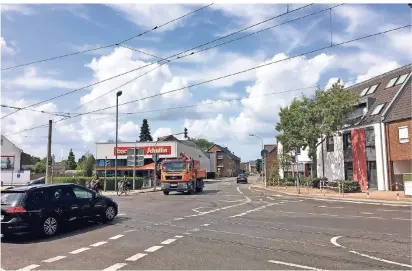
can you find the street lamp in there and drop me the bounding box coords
[249,134,263,150]
[115,90,122,192]
[249,133,266,187]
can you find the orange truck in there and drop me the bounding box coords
[160,152,206,195]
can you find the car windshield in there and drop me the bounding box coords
[1,192,25,206]
[163,162,186,171]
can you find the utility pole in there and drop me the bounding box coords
[45,120,52,184]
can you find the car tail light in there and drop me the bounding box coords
[6,206,26,213]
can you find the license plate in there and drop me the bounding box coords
[171,184,177,187]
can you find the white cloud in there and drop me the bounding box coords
[153,127,173,141]
[6,67,87,90]
[1,36,17,55]
[218,91,239,99]
[1,4,36,15]
[355,61,400,83]
[334,5,378,35]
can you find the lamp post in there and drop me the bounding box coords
[115,90,122,192]
[249,134,266,186]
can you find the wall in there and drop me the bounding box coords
[1,136,22,171]
[1,170,30,185]
[351,128,368,191]
[393,160,412,174]
[316,134,345,180]
[266,148,277,177]
[387,119,412,161]
[176,142,211,172]
[373,123,388,191]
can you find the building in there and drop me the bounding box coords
[95,136,211,177]
[1,135,30,185]
[240,162,249,173]
[384,74,412,190]
[277,142,314,179]
[249,160,257,172]
[207,144,240,177]
[264,144,278,177]
[317,65,411,191]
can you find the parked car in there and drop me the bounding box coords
[26,177,45,186]
[312,177,329,188]
[237,174,248,184]
[1,183,118,238]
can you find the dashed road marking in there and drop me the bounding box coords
[230,203,276,218]
[174,217,184,220]
[330,236,345,248]
[175,235,184,238]
[266,196,275,200]
[317,205,327,208]
[109,234,124,240]
[237,187,243,194]
[191,228,200,232]
[118,213,126,216]
[349,250,412,268]
[201,224,210,226]
[90,241,107,247]
[392,218,412,221]
[268,260,324,270]
[161,238,176,244]
[16,264,40,271]
[102,263,128,271]
[360,212,374,215]
[70,247,90,254]
[185,232,192,235]
[42,256,66,263]
[126,253,147,261]
[145,246,163,252]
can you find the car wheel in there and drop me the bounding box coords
[103,205,116,222]
[163,191,169,195]
[42,216,59,237]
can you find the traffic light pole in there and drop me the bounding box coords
[133,141,136,190]
[104,156,107,192]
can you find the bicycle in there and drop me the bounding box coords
[117,180,130,196]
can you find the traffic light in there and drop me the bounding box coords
[184,127,188,139]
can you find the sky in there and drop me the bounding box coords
[1,3,411,162]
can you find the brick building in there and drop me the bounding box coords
[264,144,277,177]
[384,74,412,190]
[207,144,241,177]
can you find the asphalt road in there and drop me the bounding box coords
[1,176,411,270]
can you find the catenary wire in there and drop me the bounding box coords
[4,24,410,136]
[0,4,312,120]
[1,3,213,71]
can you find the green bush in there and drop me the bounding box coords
[342,180,361,193]
[50,177,145,191]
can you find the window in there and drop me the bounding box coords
[371,104,385,115]
[326,136,334,152]
[360,87,369,96]
[395,73,409,85]
[399,126,409,143]
[72,187,93,199]
[386,77,398,88]
[296,147,301,155]
[343,133,352,150]
[366,84,379,95]
[26,189,47,210]
[48,187,75,202]
[344,162,353,180]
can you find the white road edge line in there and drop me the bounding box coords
[349,250,412,268]
[109,234,124,240]
[268,260,325,270]
[161,238,176,245]
[16,264,41,271]
[90,241,107,247]
[237,187,243,194]
[70,247,90,254]
[42,256,67,263]
[330,236,345,248]
[126,253,147,261]
[102,263,128,271]
[145,246,163,252]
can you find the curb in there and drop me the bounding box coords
[101,188,159,196]
[250,185,412,207]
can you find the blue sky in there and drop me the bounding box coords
[1,3,411,162]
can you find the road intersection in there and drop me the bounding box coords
[1,177,411,270]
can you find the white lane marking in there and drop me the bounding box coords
[161,238,176,245]
[185,232,192,235]
[268,260,324,270]
[201,224,210,226]
[90,241,107,247]
[230,203,276,218]
[191,228,200,232]
[392,218,412,221]
[330,236,345,248]
[378,209,411,213]
[145,246,163,252]
[16,264,40,271]
[102,263,128,271]
[174,217,184,220]
[266,196,275,200]
[42,256,66,263]
[123,229,137,233]
[118,213,126,216]
[109,234,124,240]
[360,212,374,215]
[317,205,327,208]
[219,199,245,203]
[175,235,184,238]
[70,247,90,254]
[349,250,412,268]
[237,187,243,194]
[126,253,147,261]
[367,216,384,219]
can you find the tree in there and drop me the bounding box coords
[139,119,153,142]
[66,149,77,170]
[276,81,359,176]
[77,153,96,177]
[277,144,293,179]
[78,155,87,165]
[191,138,215,152]
[34,161,46,173]
[256,159,262,173]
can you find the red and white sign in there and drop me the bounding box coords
[114,146,172,156]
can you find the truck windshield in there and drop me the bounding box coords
[163,162,186,171]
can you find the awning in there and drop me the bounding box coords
[96,163,155,171]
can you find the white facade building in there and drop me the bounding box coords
[1,135,30,185]
[277,141,313,179]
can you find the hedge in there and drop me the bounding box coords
[327,180,361,193]
[50,177,146,191]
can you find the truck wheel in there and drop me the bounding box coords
[195,179,204,192]
[163,191,169,195]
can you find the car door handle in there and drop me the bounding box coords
[70,204,79,210]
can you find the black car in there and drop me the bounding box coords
[1,183,118,238]
[26,176,45,186]
[237,174,248,183]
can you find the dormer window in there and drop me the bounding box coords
[396,73,409,85]
[371,104,385,115]
[386,77,398,88]
[366,83,379,95]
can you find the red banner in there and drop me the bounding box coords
[114,146,172,156]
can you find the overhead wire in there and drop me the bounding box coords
[4,24,410,136]
[0,3,313,120]
[1,3,213,71]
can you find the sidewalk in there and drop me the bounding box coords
[101,187,158,196]
[252,184,412,206]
